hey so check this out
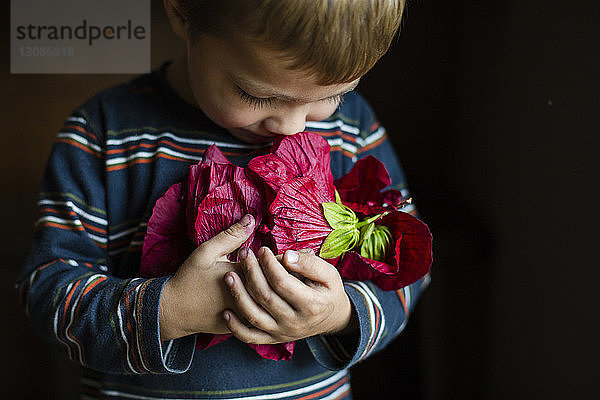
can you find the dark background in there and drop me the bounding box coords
[2,0,598,398]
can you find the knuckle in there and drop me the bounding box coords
[253,287,273,304]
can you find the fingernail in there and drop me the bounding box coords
[239,247,249,260]
[225,274,234,287]
[299,248,314,254]
[223,312,230,322]
[258,247,266,256]
[240,214,254,227]
[286,250,299,263]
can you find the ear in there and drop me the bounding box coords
[163,0,188,40]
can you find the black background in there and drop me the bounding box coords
[2,0,599,398]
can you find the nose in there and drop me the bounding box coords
[262,105,307,136]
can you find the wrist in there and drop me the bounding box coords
[159,278,188,341]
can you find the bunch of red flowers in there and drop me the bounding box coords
[141,132,432,360]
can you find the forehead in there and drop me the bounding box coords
[202,35,359,102]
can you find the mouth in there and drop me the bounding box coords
[228,128,276,144]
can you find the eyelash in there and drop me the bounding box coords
[236,86,344,110]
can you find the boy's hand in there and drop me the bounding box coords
[159,215,256,341]
[222,247,354,344]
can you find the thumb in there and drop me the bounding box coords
[197,214,255,258]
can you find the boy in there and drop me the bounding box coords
[18,0,429,398]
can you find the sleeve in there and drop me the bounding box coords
[306,94,430,369]
[15,112,195,375]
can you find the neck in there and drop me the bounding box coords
[165,51,198,107]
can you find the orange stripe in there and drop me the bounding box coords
[124,287,144,372]
[81,221,106,234]
[365,302,381,354]
[82,276,108,297]
[293,376,348,400]
[107,139,206,156]
[39,207,106,235]
[62,280,82,322]
[64,124,99,142]
[56,138,102,157]
[106,153,190,171]
[396,288,409,316]
[38,221,84,232]
[357,135,386,154]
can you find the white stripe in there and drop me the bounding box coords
[356,281,386,358]
[106,131,263,149]
[53,282,75,360]
[321,383,351,400]
[325,137,358,154]
[36,215,81,227]
[35,216,108,245]
[355,127,385,147]
[109,226,139,241]
[99,370,348,400]
[64,274,106,365]
[305,120,361,135]
[393,287,409,337]
[57,132,102,153]
[347,281,386,361]
[116,301,140,374]
[38,199,108,226]
[88,232,107,244]
[67,116,87,125]
[106,147,203,166]
[161,340,174,364]
[344,282,376,360]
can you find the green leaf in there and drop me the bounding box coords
[322,202,358,230]
[319,226,360,259]
[334,189,343,205]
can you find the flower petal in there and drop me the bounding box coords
[194,178,264,258]
[186,146,246,240]
[140,183,194,278]
[335,211,432,290]
[334,155,392,208]
[270,177,334,254]
[249,132,335,201]
[249,342,295,361]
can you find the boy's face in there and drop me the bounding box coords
[185,35,360,144]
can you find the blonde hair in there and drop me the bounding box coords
[178,0,406,84]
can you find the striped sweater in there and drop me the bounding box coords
[17,65,429,399]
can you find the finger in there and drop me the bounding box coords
[257,248,314,309]
[283,249,338,286]
[224,270,278,332]
[196,214,255,258]
[239,248,294,318]
[223,310,276,345]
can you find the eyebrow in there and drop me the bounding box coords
[232,75,359,103]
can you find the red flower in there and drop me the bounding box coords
[140,132,432,361]
[333,156,433,289]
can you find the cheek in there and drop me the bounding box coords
[210,106,266,129]
[308,102,340,121]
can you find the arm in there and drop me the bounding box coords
[16,114,251,374]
